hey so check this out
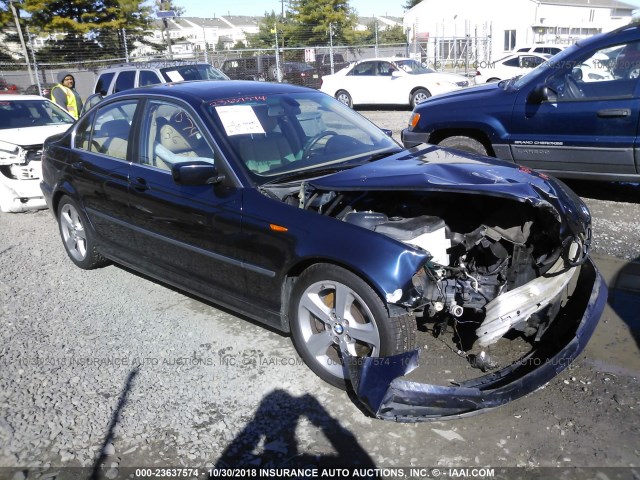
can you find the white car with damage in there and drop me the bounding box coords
[0,95,75,213]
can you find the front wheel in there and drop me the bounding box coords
[290,264,416,389]
[57,196,108,269]
[335,90,353,108]
[410,88,431,108]
[438,135,488,156]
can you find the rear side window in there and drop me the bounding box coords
[90,100,138,160]
[139,70,162,87]
[114,71,136,93]
[95,72,115,96]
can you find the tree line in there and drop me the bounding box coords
[0,0,421,64]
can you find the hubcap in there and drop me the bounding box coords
[297,280,380,379]
[60,204,87,261]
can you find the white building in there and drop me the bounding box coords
[403,0,636,64]
[133,16,261,58]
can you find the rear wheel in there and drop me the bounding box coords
[487,77,500,83]
[335,90,353,108]
[57,196,108,269]
[438,135,488,156]
[410,88,431,108]
[290,264,416,389]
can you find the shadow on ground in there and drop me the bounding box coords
[214,389,378,471]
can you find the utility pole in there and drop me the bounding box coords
[273,26,282,82]
[9,0,34,84]
[329,23,335,74]
[26,26,40,94]
[157,8,176,60]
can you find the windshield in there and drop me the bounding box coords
[206,91,400,184]
[0,99,74,129]
[160,64,229,83]
[394,59,435,74]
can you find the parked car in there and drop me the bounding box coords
[221,55,319,88]
[23,82,56,98]
[475,52,550,83]
[515,44,565,56]
[278,61,321,88]
[40,80,605,420]
[311,52,349,76]
[320,57,469,108]
[221,55,278,81]
[612,41,640,78]
[0,78,19,94]
[0,95,74,212]
[93,61,228,97]
[402,24,640,182]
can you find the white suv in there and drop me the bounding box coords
[515,44,565,56]
[93,61,228,97]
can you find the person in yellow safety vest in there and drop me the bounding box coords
[50,72,83,120]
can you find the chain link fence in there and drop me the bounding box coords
[1,34,491,100]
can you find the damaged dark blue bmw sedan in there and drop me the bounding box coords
[40,80,606,421]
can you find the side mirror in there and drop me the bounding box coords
[380,128,393,138]
[571,66,583,81]
[527,84,556,104]
[172,161,224,186]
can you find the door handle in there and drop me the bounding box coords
[71,162,84,172]
[597,108,631,118]
[131,177,149,191]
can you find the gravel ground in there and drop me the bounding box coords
[0,109,639,478]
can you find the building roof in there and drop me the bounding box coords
[539,0,635,10]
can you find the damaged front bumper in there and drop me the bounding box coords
[345,258,607,422]
[0,162,46,213]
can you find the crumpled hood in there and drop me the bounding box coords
[310,144,591,236]
[0,124,71,148]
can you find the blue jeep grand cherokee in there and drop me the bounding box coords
[401,24,640,182]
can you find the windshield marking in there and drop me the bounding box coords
[210,95,268,107]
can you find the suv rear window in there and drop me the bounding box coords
[159,64,227,82]
[95,72,115,96]
[139,70,162,87]
[114,71,136,93]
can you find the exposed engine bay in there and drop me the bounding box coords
[265,182,591,369]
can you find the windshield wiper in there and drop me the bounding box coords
[261,166,348,186]
[364,149,402,162]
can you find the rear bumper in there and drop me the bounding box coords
[400,128,431,149]
[345,258,607,422]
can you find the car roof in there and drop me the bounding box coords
[356,57,414,62]
[107,79,313,103]
[99,61,215,72]
[0,94,52,101]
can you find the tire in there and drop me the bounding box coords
[335,90,353,108]
[487,77,500,83]
[57,196,108,270]
[438,135,488,156]
[290,264,416,389]
[628,67,640,79]
[410,88,431,108]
